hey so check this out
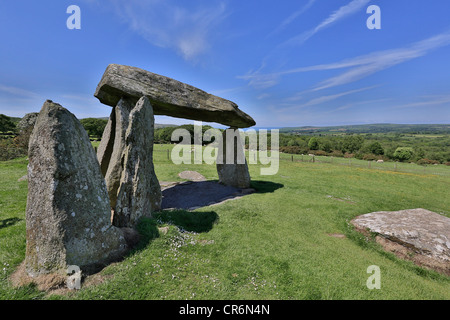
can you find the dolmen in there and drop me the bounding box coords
[95,64,255,223]
[22,65,256,283]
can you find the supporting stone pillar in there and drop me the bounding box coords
[113,96,162,227]
[25,100,129,277]
[97,97,133,209]
[97,96,161,228]
[216,127,251,188]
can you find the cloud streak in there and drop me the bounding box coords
[0,84,39,99]
[283,0,371,47]
[267,0,317,38]
[393,95,450,109]
[277,85,377,112]
[111,0,228,61]
[241,30,450,91]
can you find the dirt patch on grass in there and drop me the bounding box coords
[10,261,67,292]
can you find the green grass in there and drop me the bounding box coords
[1,145,449,300]
[282,152,450,176]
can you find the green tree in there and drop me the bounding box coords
[80,118,108,138]
[367,141,384,155]
[342,135,364,153]
[393,147,414,162]
[308,137,319,150]
[319,139,332,153]
[287,139,298,147]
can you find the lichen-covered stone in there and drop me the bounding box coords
[97,98,133,209]
[351,208,450,276]
[113,96,161,228]
[94,64,255,128]
[17,112,39,133]
[25,100,129,277]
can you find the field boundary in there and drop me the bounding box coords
[149,147,450,177]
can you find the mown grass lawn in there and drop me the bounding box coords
[0,144,449,300]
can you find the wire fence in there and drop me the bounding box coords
[103,146,450,178]
[279,153,450,177]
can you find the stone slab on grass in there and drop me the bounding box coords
[351,208,450,276]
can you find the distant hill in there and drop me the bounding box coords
[155,124,178,129]
[280,123,450,135]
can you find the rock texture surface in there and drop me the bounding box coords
[113,97,161,227]
[351,208,450,275]
[216,129,251,188]
[94,64,255,128]
[25,100,129,277]
[97,97,133,209]
[17,112,39,133]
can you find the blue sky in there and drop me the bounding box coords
[1,0,450,127]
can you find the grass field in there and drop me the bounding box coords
[1,144,449,300]
[278,152,450,177]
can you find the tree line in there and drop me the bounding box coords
[277,133,450,165]
[1,113,449,165]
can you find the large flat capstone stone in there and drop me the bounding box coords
[351,208,450,276]
[94,64,256,128]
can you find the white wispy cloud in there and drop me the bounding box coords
[0,84,39,98]
[241,30,450,91]
[267,0,317,38]
[247,0,369,88]
[393,95,450,109]
[328,98,391,113]
[312,31,450,91]
[277,86,377,113]
[283,0,371,47]
[110,0,228,61]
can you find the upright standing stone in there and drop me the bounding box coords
[17,112,39,133]
[97,107,115,177]
[25,100,129,277]
[97,97,133,209]
[216,128,251,188]
[113,97,161,227]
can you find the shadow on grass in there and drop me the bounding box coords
[132,210,219,252]
[154,210,219,233]
[130,180,282,253]
[250,180,284,194]
[0,217,22,230]
[161,180,284,211]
